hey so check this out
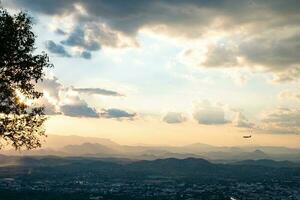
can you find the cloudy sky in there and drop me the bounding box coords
[3,0,300,147]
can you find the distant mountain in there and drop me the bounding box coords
[61,143,119,156]
[182,143,218,152]
[0,154,19,166]
[239,149,268,160]
[233,159,300,168]
[1,135,122,156]
[43,134,120,149]
[1,135,300,161]
[242,146,300,155]
[201,149,268,161]
[183,143,300,155]
[250,149,267,157]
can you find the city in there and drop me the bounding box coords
[0,157,299,199]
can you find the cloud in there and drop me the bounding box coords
[59,21,138,51]
[45,40,71,57]
[36,76,127,118]
[58,89,102,118]
[202,44,238,67]
[239,34,300,69]
[45,39,94,60]
[80,51,92,59]
[61,26,101,51]
[72,87,123,96]
[35,76,62,115]
[260,107,300,134]
[101,108,136,119]
[36,96,60,115]
[6,0,75,15]
[193,101,229,125]
[36,77,98,118]
[37,76,62,100]
[163,112,186,124]
[9,0,300,38]
[279,91,300,101]
[182,32,300,82]
[238,33,300,82]
[55,28,67,35]
[60,103,99,118]
[232,112,254,128]
[7,0,300,81]
[272,68,300,83]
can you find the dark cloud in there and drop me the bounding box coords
[60,26,101,51]
[238,33,300,82]
[8,0,300,35]
[185,33,300,82]
[72,87,123,96]
[45,40,71,57]
[7,0,300,81]
[101,108,136,119]
[239,33,300,68]
[45,38,96,60]
[202,44,238,67]
[80,51,92,59]
[6,0,75,15]
[163,112,186,124]
[55,28,67,35]
[60,103,99,118]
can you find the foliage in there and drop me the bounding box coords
[0,8,53,150]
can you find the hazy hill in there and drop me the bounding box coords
[43,135,120,149]
[0,157,299,182]
[1,135,300,161]
[233,159,300,168]
[61,143,119,156]
[128,157,213,176]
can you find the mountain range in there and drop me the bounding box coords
[1,134,300,162]
[0,156,299,179]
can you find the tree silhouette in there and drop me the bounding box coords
[0,8,53,150]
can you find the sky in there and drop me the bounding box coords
[3,0,300,147]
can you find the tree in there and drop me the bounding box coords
[0,8,53,150]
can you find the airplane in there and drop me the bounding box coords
[243,128,253,139]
